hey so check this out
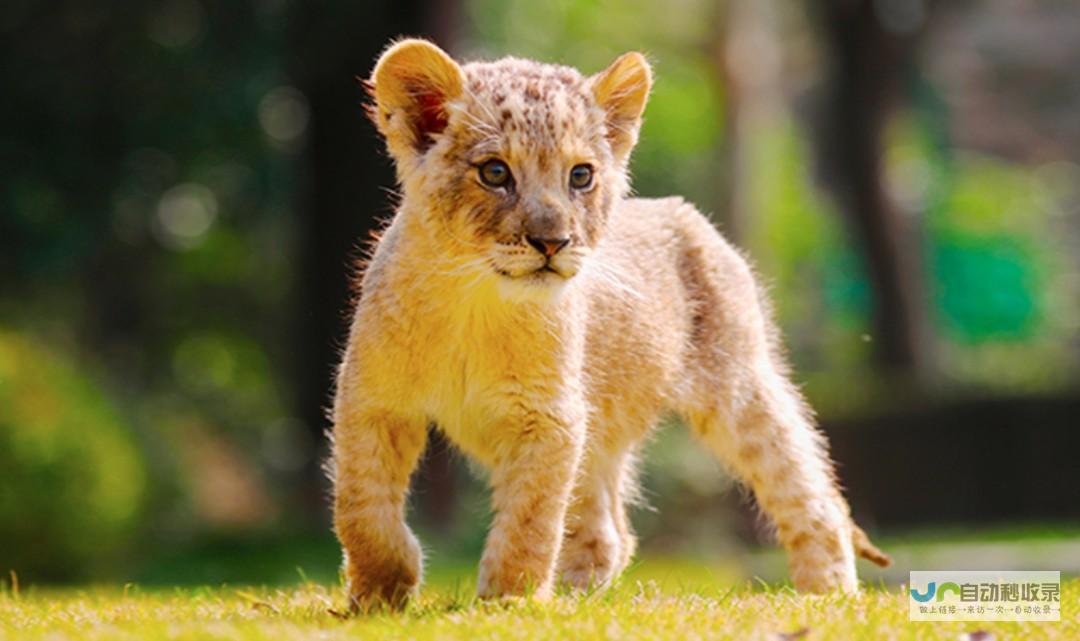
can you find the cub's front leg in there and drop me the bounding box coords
[332,397,427,611]
[477,402,586,600]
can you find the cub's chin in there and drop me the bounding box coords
[494,267,573,303]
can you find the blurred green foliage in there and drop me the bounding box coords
[741,109,1077,410]
[0,330,146,580]
[898,113,1077,390]
[926,152,1077,390]
[0,1,305,579]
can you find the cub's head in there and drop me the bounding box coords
[368,39,650,292]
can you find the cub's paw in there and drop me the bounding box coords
[557,527,624,591]
[785,529,859,594]
[343,537,422,612]
[346,567,418,612]
[477,556,553,601]
[791,562,859,594]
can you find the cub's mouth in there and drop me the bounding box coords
[490,248,583,283]
[496,264,567,281]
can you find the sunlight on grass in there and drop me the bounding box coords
[1,574,1075,640]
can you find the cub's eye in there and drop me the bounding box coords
[569,164,594,190]
[479,159,512,189]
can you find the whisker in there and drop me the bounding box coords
[582,258,645,301]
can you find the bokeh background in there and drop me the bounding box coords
[3,0,1079,586]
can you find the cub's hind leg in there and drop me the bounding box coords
[557,444,639,589]
[686,367,889,593]
[669,205,889,592]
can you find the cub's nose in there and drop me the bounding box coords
[525,236,570,258]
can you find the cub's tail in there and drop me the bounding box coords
[853,524,892,567]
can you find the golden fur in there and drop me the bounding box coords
[330,39,890,610]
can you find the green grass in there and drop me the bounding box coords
[2,568,1076,640]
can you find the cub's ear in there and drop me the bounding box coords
[369,38,465,163]
[590,52,652,164]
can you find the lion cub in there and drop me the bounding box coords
[331,39,889,609]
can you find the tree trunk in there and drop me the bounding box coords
[718,0,783,243]
[814,0,929,376]
[288,0,461,528]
